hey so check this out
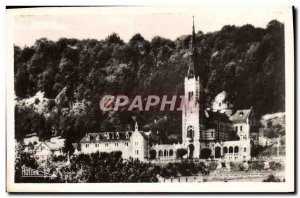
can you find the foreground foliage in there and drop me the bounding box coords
[15,150,208,183]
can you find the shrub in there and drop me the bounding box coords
[176,148,187,159]
[200,148,212,159]
[263,174,281,182]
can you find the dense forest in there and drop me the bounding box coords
[14,20,285,147]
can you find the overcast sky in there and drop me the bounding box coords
[12,7,287,47]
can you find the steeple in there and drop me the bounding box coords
[188,16,196,78]
[135,122,138,132]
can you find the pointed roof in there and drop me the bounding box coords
[229,108,252,123]
[187,16,196,78]
[79,131,133,143]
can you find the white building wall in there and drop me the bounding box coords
[80,140,132,159]
[233,121,250,141]
[130,132,147,161]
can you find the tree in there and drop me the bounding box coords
[149,150,156,160]
[105,33,124,45]
[14,20,285,142]
[176,148,187,159]
[200,148,212,159]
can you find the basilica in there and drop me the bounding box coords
[79,19,258,162]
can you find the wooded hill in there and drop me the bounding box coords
[14,20,285,147]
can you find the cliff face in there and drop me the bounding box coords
[14,20,285,142]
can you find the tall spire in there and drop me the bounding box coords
[188,15,196,78]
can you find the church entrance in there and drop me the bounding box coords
[188,144,195,159]
[215,147,221,158]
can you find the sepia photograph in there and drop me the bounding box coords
[6,6,295,193]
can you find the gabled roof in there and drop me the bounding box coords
[44,141,64,151]
[34,141,64,152]
[230,108,252,123]
[80,131,133,143]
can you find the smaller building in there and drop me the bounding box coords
[79,123,150,161]
[33,139,65,161]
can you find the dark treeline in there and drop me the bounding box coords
[14,20,285,145]
[15,150,207,183]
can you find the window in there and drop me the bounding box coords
[243,148,247,152]
[234,146,239,153]
[86,144,89,148]
[229,146,233,153]
[235,126,238,132]
[115,143,118,147]
[223,147,228,153]
[135,150,139,155]
[211,131,213,137]
[96,144,99,148]
[169,150,173,156]
[219,103,221,107]
[240,126,243,131]
[105,143,109,147]
[188,92,193,100]
[125,142,128,146]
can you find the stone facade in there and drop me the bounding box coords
[80,123,150,161]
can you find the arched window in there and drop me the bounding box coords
[223,147,228,153]
[229,146,233,153]
[159,150,163,157]
[235,126,238,132]
[243,147,247,152]
[187,125,194,138]
[169,150,173,156]
[234,146,239,153]
[215,147,221,158]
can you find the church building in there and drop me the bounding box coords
[79,18,257,162]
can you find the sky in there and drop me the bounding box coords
[12,7,287,47]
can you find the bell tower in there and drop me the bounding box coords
[182,16,201,159]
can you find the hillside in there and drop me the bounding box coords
[14,20,285,146]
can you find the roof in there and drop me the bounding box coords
[229,108,252,123]
[200,109,231,123]
[80,131,133,143]
[33,142,59,152]
[214,91,230,103]
[44,141,64,151]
